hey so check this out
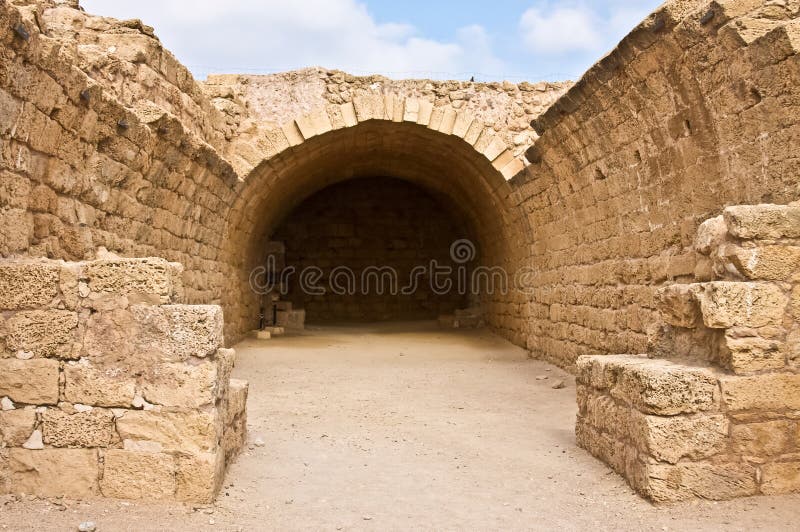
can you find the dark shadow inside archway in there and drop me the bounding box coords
[270,176,476,324]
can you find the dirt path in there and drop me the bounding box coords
[1,322,798,531]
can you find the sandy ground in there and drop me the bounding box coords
[1,321,799,531]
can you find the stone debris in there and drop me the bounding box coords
[551,380,566,390]
[77,522,97,532]
[22,429,44,450]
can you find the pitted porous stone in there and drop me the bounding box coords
[100,449,175,500]
[644,462,758,502]
[631,414,729,465]
[720,373,800,412]
[655,284,702,328]
[83,258,180,303]
[5,309,79,358]
[42,408,116,448]
[175,449,225,503]
[724,245,800,281]
[0,262,60,310]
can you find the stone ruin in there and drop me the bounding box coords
[1,0,799,503]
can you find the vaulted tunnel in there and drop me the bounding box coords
[221,119,532,341]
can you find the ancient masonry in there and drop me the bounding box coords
[1,0,800,502]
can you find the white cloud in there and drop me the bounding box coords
[519,6,601,54]
[81,0,505,80]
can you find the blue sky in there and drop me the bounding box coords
[81,0,662,82]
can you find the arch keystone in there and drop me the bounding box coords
[403,98,420,122]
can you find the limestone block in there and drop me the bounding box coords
[5,309,78,358]
[402,98,420,122]
[655,284,702,328]
[724,204,800,240]
[225,379,248,426]
[611,358,719,415]
[722,332,786,374]
[0,449,8,494]
[216,348,236,400]
[0,408,36,447]
[761,462,800,495]
[695,215,728,255]
[10,449,99,498]
[645,462,758,502]
[0,359,59,405]
[720,373,800,411]
[131,304,224,360]
[724,245,800,281]
[633,414,729,464]
[792,285,800,321]
[295,109,332,139]
[100,449,175,500]
[115,410,219,454]
[141,361,217,408]
[42,408,116,448]
[731,420,792,456]
[352,94,385,122]
[63,361,136,407]
[83,258,179,304]
[175,449,224,503]
[698,282,788,328]
[0,262,60,310]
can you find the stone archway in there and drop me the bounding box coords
[219,97,534,342]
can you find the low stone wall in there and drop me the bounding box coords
[577,204,800,502]
[0,256,247,502]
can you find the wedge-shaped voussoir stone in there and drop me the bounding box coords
[698,282,787,328]
[0,262,60,310]
[611,358,719,415]
[724,204,800,240]
[100,449,175,500]
[10,449,99,499]
[0,359,59,405]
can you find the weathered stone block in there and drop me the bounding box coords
[5,309,78,358]
[141,361,217,408]
[116,410,219,454]
[655,284,701,328]
[175,449,224,503]
[633,414,729,464]
[724,204,800,240]
[131,304,224,360]
[695,215,727,255]
[0,408,36,447]
[216,348,236,400]
[731,420,792,456]
[0,262,59,310]
[761,462,800,495]
[645,462,758,502]
[698,282,788,328]
[0,359,59,405]
[83,258,180,305]
[722,332,786,374]
[725,245,800,281]
[100,449,175,500]
[42,408,116,448]
[225,379,248,426]
[720,373,800,411]
[0,449,8,494]
[10,449,99,498]
[63,361,136,407]
[610,358,719,415]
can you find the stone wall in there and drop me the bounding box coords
[576,204,800,501]
[519,0,800,369]
[0,255,247,502]
[272,177,471,322]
